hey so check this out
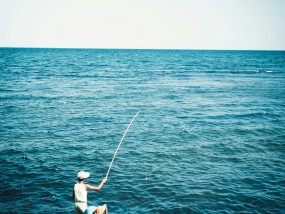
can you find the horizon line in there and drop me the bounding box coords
[0,46,284,52]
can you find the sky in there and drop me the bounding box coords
[0,0,284,50]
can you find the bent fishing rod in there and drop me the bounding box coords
[106,111,140,179]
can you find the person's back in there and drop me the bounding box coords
[74,183,87,203]
[74,182,88,214]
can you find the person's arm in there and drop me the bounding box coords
[86,177,107,191]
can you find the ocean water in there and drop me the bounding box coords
[0,48,285,213]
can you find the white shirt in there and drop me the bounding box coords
[74,183,87,203]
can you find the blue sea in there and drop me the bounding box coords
[0,48,285,213]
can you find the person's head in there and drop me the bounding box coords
[94,205,106,214]
[77,171,90,182]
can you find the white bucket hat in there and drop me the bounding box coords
[77,171,90,179]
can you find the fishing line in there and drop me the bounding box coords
[106,111,140,179]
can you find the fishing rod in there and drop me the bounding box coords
[106,111,140,179]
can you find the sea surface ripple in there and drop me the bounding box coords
[0,48,285,213]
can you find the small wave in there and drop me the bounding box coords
[254,70,273,73]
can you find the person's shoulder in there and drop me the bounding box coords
[85,183,91,188]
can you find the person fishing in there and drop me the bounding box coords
[73,171,107,214]
[73,111,139,214]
